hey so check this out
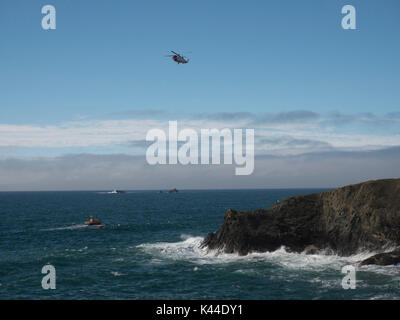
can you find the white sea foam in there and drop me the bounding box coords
[137,236,207,263]
[65,246,88,252]
[137,235,400,274]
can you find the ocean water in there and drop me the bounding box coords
[0,189,399,300]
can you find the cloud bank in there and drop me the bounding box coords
[0,148,399,191]
[0,111,399,156]
[0,110,399,190]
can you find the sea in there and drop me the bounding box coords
[0,189,399,300]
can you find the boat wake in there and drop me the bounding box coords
[41,224,89,231]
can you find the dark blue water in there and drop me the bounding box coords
[1,190,399,299]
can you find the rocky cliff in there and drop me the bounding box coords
[201,178,400,265]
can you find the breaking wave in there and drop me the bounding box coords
[137,235,399,273]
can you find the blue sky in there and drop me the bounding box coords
[1,0,399,124]
[0,0,399,190]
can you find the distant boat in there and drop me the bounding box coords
[168,188,178,193]
[110,190,126,194]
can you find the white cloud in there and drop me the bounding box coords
[0,115,399,156]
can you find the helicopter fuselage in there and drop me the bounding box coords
[172,55,189,64]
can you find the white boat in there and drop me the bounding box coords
[110,189,126,194]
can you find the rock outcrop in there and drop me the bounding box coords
[201,179,400,265]
[360,248,400,266]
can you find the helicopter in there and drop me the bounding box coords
[165,51,190,64]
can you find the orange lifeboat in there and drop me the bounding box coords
[84,217,102,226]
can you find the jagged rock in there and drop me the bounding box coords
[360,248,400,266]
[201,178,400,261]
